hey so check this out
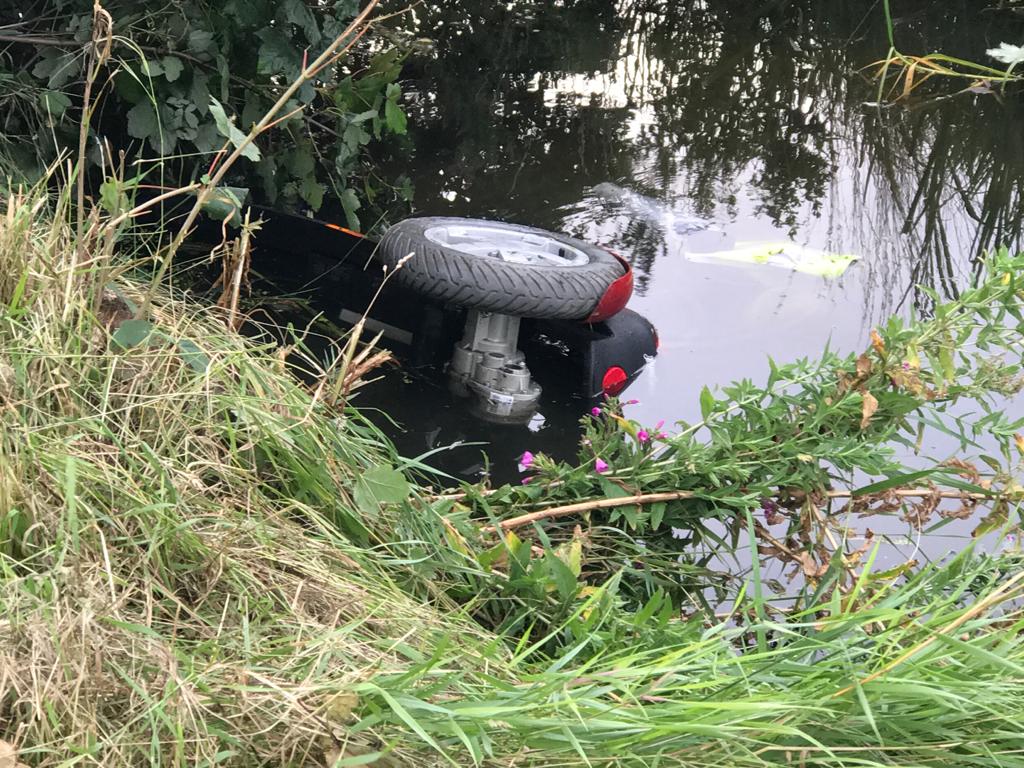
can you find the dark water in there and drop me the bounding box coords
[347,1,1024,564]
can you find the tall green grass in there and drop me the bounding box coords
[0,181,477,766]
[2,180,1024,767]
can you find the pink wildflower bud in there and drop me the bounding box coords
[594,458,609,473]
[517,451,535,473]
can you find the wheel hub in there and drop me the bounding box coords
[424,223,590,266]
[448,310,541,422]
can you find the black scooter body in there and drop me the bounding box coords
[204,207,657,401]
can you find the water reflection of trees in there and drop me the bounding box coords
[860,99,1024,305]
[393,0,632,216]
[615,0,843,228]
[389,0,1024,307]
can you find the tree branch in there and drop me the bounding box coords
[482,487,1002,534]
[0,33,71,45]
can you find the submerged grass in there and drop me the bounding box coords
[2,182,1024,767]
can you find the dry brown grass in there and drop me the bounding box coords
[0,184,469,767]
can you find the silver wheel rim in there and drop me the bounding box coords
[424,224,590,267]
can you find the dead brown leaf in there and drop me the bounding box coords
[942,458,981,484]
[855,353,872,379]
[844,529,875,568]
[0,740,29,768]
[324,690,359,723]
[836,371,852,395]
[860,391,879,430]
[764,506,785,526]
[852,490,903,517]
[757,543,786,558]
[795,551,829,579]
[902,490,941,529]
[889,367,932,399]
[778,487,808,508]
[939,500,977,521]
[97,289,132,329]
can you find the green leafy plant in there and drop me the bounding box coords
[435,248,1024,633]
[5,0,414,229]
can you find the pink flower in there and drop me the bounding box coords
[591,406,602,417]
[638,430,650,443]
[517,451,534,473]
[594,458,609,473]
[625,399,640,405]
[761,498,784,525]
[521,476,533,485]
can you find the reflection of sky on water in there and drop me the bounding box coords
[366,0,1024,566]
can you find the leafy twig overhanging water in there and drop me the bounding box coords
[435,248,1024,622]
[139,0,384,317]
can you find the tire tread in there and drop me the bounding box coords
[378,218,623,320]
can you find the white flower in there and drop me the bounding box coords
[987,42,1024,66]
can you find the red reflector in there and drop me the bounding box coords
[653,327,660,351]
[587,250,634,323]
[602,366,628,396]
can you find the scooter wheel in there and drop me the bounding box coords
[377,217,625,320]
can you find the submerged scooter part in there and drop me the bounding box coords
[449,310,541,422]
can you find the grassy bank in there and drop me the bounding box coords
[0,184,490,765]
[2,183,1024,767]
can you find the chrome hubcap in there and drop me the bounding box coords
[424,224,589,267]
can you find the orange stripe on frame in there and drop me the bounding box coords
[323,222,364,237]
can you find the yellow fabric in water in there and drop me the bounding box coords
[684,241,859,278]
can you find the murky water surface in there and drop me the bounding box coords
[347,1,1024,565]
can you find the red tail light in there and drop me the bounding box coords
[602,366,628,396]
[587,250,634,323]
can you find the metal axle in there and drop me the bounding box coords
[448,310,541,422]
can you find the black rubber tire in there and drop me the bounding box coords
[377,217,625,320]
